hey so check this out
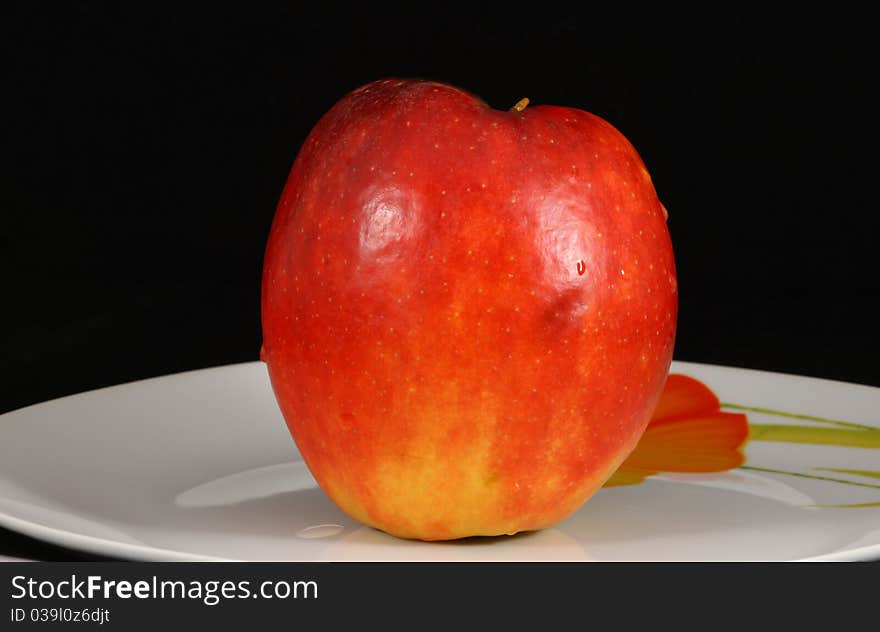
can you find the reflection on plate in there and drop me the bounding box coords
[0,361,877,561]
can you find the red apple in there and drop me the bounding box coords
[261,79,677,540]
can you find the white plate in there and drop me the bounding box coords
[1,361,878,561]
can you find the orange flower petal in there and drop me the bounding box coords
[621,412,749,474]
[602,375,750,487]
[603,467,653,488]
[651,374,721,423]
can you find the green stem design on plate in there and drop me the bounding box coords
[740,466,880,490]
[700,391,880,509]
[814,468,880,480]
[746,424,880,448]
[721,403,878,431]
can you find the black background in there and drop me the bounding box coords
[2,3,878,559]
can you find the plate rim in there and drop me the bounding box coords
[3,359,879,419]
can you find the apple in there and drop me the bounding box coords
[261,79,677,540]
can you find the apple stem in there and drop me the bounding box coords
[510,98,530,112]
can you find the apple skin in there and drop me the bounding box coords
[261,79,677,540]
